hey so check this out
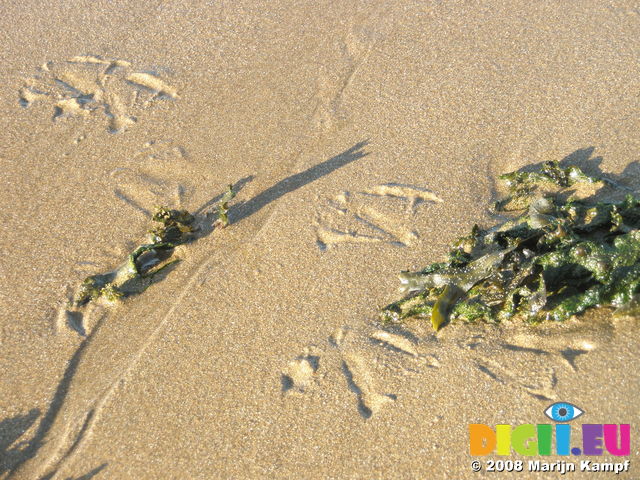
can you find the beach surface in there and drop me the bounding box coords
[1,1,639,478]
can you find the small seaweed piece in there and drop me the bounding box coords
[431,284,463,330]
[214,184,236,228]
[74,273,115,306]
[101,283,124,302]
[149,207,196,243]
[71,185,236,309]
[382,160,640,330]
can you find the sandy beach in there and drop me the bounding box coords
[1,1,639,478]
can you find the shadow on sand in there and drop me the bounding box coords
[5,140,370,479]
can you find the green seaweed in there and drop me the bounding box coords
[214,184,236,228]
[382,161,640,330]
[72,186,235,307]
[495,160,601,212]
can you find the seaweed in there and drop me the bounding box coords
[213,184,236,228]
[72,186,235,307]
[381,161,640,330]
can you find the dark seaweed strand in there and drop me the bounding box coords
[73,186,235,307]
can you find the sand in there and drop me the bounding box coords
[1,1,639,478]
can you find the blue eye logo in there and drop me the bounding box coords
[544,402,584,422]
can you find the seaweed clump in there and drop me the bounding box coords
[381,160,640,330]
[73,185,235,307]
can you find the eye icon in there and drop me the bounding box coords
[544,402,584,422]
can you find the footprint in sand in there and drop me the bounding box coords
[457,319,612,401]
[283,326,438,419]
[281,346,322,395]
[134,139,189,162]
[110,140,191,216]
[18,55,178,133]
[341,353,397,419]
[110,166,191,217]
[54,248,127,336]
[310,9,389,134]
[282,318,612,418]
[315,183,443,250]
